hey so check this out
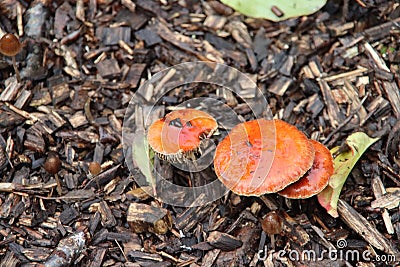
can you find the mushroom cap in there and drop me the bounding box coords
[147,108,218,161]
[213,119,315,196]
[278,140,334,199]
[0,33,21,57]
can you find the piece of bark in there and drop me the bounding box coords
[121,0,136,13]
[206,231,243,251]
[98,201,117,228]
[127,203,172,234]
[175,202,215,232]
[203,15,227,30]
[88,248,106,267]
[327,22,354,36]
[245,48,258,73]
[96,59,121,80]
[371,177,395,234]
[279,55,294,76]
[281,211,310,246]
[306,93,324,118]
[96,27,131,46]
[201,249,220,267]
[125,64,146,88]
[59,206,80,225]
[151,18,222,62]
[319,80,345,127]
[0,251,20,267]
[22,246,52,262]
[268,76,292,96]
[125,250,163,262]
[68,111,88,128]
[50,82,70,105]
[323,66,369,82]
[338,199,398,254]
[24,127,45,153]
[24,1,47,38]
[364,42,400,118]
[42,231,87,267]
[135,28,162,47]
[371,190,400,210]
[216,222,260,266]
[0,77,22,102]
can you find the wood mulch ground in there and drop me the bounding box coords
[0,0,400,266]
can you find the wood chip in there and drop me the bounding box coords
[127,203,172,234]
[319,80,345,127]
[206,231,243,251]
[268,76,292,96]
[97,27,131,46]
[338,199,398,254]
[96,58,121,80]
[68,111,88,128]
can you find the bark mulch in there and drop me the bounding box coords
[0,0,400,266]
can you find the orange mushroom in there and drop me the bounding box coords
[278,140,334,199]
[147,108,218,162]
[213,119,315,196]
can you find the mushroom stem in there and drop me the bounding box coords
[269,234,275,249]
[12,56,21,82]
[54,173,62,195]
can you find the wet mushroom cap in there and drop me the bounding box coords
[147,109,218,160]
[278,139,334,199]
[214,119,315,196]
[0,33,21,57]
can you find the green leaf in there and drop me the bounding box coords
[220,0,327,22]
[132,130,156,193]
[317,132,379,217]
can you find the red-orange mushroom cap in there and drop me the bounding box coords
[147,108,218,162]
[278,140,334,199]
[213,119,315,196]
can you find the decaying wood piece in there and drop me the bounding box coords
[127,203,172,234]
[201,249,220,267]
[98,201,117,228]
[206,231,243,251]
[151,18,223,63]
[319,80,344,127]
[371,177,395,234]
[364,42,400,118]
[0,182,57,193]
[281,211,310,246]
[42,231,87,267]
[338,199,398,255]
[215,222,260,266]
[371,189,400,210]
[174,202,216,232]
[268,76,292,96]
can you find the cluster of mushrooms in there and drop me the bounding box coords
[147,108,334,199]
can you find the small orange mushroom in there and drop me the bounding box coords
[213,119,315,196]
[278,140,334,199]
[147,108,218,162]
